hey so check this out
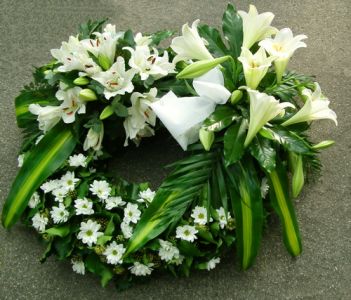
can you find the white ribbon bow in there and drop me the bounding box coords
[150,68,231,150]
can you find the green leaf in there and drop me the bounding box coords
[105,216,115,236]
[268,162,302,256]
[222,3,243,58]
[78,19,108,40]
[198,25,228,57]
[226,160,263,270]
[270,126,311,154]
[249,136,276,172]
[45,225,70,238]
[203,106,238,132]
[2,123,77,228]
[223,119,247,166]
[178,240,204,257]
[86,253,114,287]
[114,102,129,117]
[54,235,74,259]
[125,152,218,255]
[97,235,112,246]
[151,30,174,45]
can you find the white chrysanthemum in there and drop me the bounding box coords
[74,198,94,215]
[50,203,69,224]
[158,239,180,262]
[260,177,270,198]
[191,206,211,225]
[137,188,156,204]
[206,257,220,271]
[103,241,126,265]
[71,259,85,275]
[173,255,185,266]
[216,207,231,229]
[68,153,87,167]
[129,262,154,276]
[105,196,125,210]
[28,192,40,208]
[51,187,69,202]
[17,154,24,167]
[176,225,198,242]
[61,171,79,191]
[32,212,48,233]
[89,180,111,201]
[40,179,61,193]
[77,220,103,247]
[120,221,133,239]
[123,203,141,224]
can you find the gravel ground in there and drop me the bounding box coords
[0,0,350,299]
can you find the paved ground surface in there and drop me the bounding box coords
[0,0,350,299]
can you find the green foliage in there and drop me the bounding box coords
[223,119,247,166]
[78,19,108,40]
[249,136,276,172]
[203,106,238,132]
[198,25,228,57]
[150,30,174,46]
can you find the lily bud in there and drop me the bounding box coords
[98,54,112,71]
[176,56,230,79]
[99,105,114,120]
[199,128,214,151]
[73,77,90,86]
[311,140,335,150]
[289,152,304,198]
[79,89,97,101]
[230,90,243,105]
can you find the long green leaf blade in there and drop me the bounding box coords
[268,163,302,256]
[2,123,76,228]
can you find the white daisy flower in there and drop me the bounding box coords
[123,203,141,224]
[216,207,231,229]
[158,239,180,262]
[176,225,198,242]
[206,257,220,271]
[68,153,87,167]
[260,177,270,198]
[71,259,85,275]
[74,198,94,215]
[17,154,25,167]
[52,187,69,202]
[32,212,48,233]
[77,220,103,247]
[61,171,79,191]
[129,262,154,276]
[105,196,126,210]
[40,179,61,193]
[89,180,111,200]
[173,255,185,266]
[28,192,40,208]
[103,241,126,265]
[120,221,133,239]
[191,206,211,225]
[137,188,156,204]
[50,203,69,224]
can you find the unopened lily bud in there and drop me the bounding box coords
[312,140,335,150]
[79,89,97,101]
[176,56,230,79]
[99,105,114,120]
[290,152,304,198]
[230,90,243,105]
[98,54,112,71]
[73,77,90,86]
[199,128,215,151]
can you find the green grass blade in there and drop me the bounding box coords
[268,163,302,256]
[2,123,76,228]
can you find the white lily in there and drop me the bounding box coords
[171,19,213,63]
[55,86,86,123]
[282,83,337,126]
[51,36,101,76]
[83,124,104,151]
[134,32,152,46]
[150,68,231,150]
[238,5,277,49]
[123,88,158,145]
[259,28,307,82]
[244,89,294,147]
[28,104,62,133]
[81,24,123,69]
[92,57,135,99]
[238,47,275,89]
[124,46,175,80]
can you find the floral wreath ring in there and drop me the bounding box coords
[2,4,337,290]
